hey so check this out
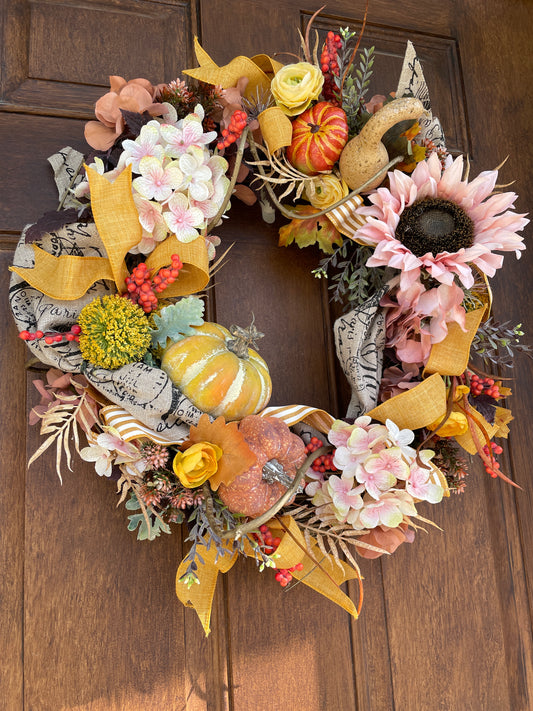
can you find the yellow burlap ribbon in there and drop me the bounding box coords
[183,38,292,154]
[368,372,447,431]
[424,307,486,376]
[10,166,209,300]
[257,106,293,154]
[369,305,501,462]
[176,515,359,636]
[183,37,283,99]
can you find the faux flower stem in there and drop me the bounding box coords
[248,133,403,219]
[209,445,332,540]
[206,126,250,234]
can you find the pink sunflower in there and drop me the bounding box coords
[355,153,528,293]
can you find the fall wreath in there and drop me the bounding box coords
[9,11,530,634]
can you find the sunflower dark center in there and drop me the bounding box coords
[396,197,474,257]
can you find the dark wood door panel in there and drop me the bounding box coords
[1,0,194,115]
[1,0,532,708]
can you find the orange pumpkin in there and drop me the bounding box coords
[286,101,348,175]
[161,322,272,421]
[218,415,307,517]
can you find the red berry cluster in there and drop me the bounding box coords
[254,524,304,588]
[482,441,504,478]
[19,324,81,344]
[305,436,337,473]
[469,373,500,399]
[125,254,183,314]
[217,110,248,150]
[320,31,343,104]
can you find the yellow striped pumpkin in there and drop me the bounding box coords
[161,322,272,421]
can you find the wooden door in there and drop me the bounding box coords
[2,1,532,708]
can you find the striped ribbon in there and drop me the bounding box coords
[326,195,366,239]
[100,405,189,445]
[100,403,336,444]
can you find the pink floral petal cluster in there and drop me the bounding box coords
[310,417,445,533]
[80,428,147,478]
[355,153,528,293]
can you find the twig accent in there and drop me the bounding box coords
[248,133,403,219]
[205,445,332,540]
[206,126,250,234]
[340,0,370,98]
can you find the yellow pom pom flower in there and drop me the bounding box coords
[78,295,151,370]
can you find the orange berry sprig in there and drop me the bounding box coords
[125,254,183,314]
[19,324,82,344]
[305,436,338,473]
[320,31,343,104]
[482,441,504,478]
[469,373,501,399]
[254,525,304,588]
[217,110,248,150]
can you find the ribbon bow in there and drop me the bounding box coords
[10,166,209,301]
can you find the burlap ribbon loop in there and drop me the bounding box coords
[9,166,210,301]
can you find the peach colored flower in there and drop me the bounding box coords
[85,76,166,151]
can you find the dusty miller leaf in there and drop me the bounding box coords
[150,296,205,349]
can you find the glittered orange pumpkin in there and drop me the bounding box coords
[161,322,272,421]
[218,415,307,517]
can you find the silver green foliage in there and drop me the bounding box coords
[150,295,205,349]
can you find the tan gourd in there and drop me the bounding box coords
[339,97,426,191]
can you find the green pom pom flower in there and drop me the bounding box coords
[78,295,151,370]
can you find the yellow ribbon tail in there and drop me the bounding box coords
[368,372,447,431]
[87,166,142,293]
[183,37,282,99]
[9,246,115,300]
[424,307,486,376]
[268,515,360,619]
[176,542,238,636]
[257,107,293,154]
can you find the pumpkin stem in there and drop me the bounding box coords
[226,316,264,359]
[219,445,332,540]
[262,458,302,491]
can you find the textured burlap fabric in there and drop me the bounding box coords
[10,223,204,438]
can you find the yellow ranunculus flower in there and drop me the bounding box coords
[173,441,222,488]
[306,174,349,209]
[270,62,324,116]
[427,411,469,437]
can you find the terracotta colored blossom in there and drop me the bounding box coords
[357,523,415,559]
[85,76,166,151]
[355,153,528,294]
[379,363,420,401]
